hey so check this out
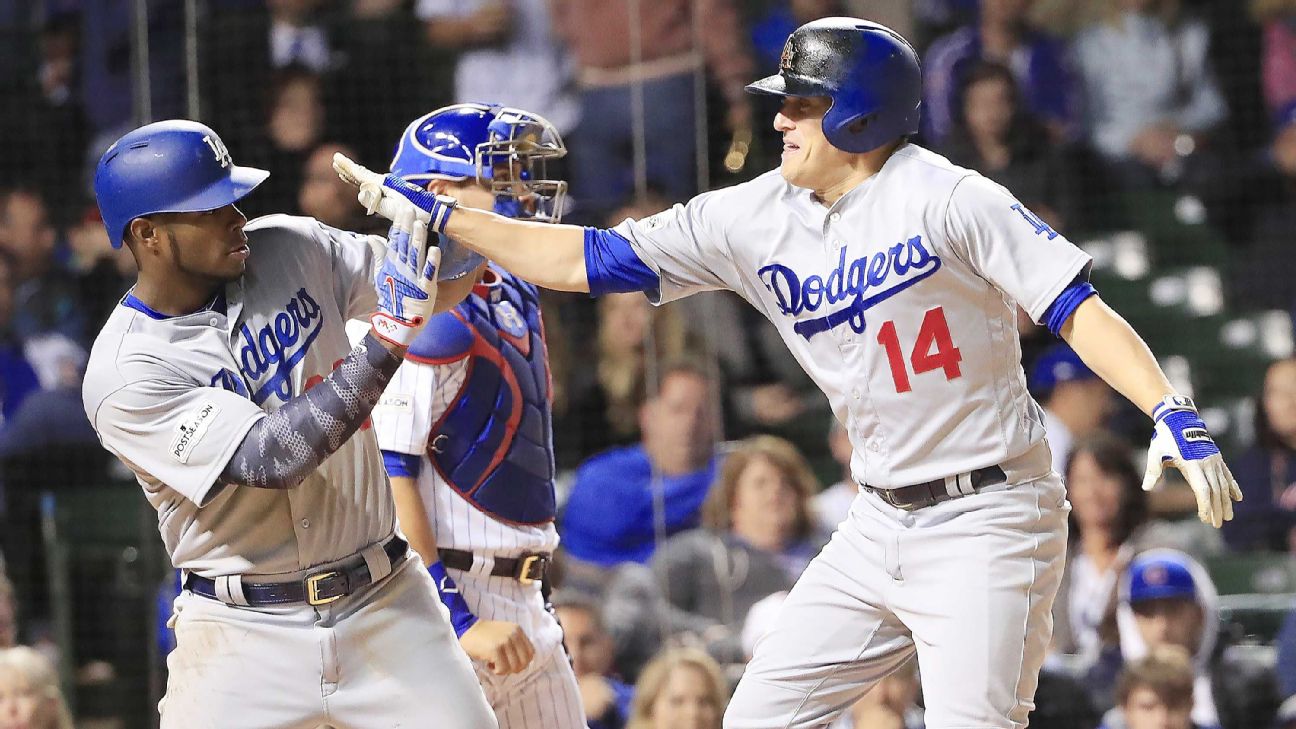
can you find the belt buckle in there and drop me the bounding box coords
[306,571,342,606]
[516,555,544,585]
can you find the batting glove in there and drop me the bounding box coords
[1141,395,1243,528]
[370,205,441,347]
[333,152,457,234]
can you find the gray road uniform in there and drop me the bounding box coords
[82,215,495,729]
[607,144,1091,729]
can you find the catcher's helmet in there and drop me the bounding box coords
[390,102,567,223]
[94,120,268,249]
[746,17,922,154]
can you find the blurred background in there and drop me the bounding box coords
[1,0,1295,727]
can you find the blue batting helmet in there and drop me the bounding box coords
[746,17,922,154]
[94,120,268,249]
[390,102,567,223]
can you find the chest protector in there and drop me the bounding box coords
[406,267,556,525]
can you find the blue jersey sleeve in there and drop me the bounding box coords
[1042,276,1097,336]
[382,449,422,478]
[584,227,661,297]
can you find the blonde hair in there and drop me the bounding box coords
[0,646,74,729]
[702,435,820,542]
[595,296,690,437]
[1116,645,1195,710]
[626,647,728,729]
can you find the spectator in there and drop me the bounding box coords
[626,647,727,729]
[651,435,825,661]
[550,0,754,216]
[749,1,845,73]
[554,591,635,729]
[1074,0,1228,186]
[1086,550,1278,728]
[0,189,84,343]
[1222,356,1296,552]
[0,646,73,729]
[417,0,578,138]
[561,292,692,464]
[942,61,1077,230]
[560,360,720,567]
[1032,344,1116,475]
[0,573,14,648]
[1253,0,1296,116]
[1100,645,1200,729]
[243,67,328,219]
[922,0,1076,145]
[1227,103,1296,313]
[1052,433,1151,660]
[0,252,39,429]
[297,142,378,234]
[203,0,336,151]
[0,12,87,214]
[827,657,923,729]
[813,419,858,533]
[64,204,134,333]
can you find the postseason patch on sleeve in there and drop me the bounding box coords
[376,393,413,413]
[170,400,221,463]
[638,207,678,232]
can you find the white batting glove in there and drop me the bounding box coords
[370,205,441,347]
[333,152,457,234]
[1141,395,1243,528]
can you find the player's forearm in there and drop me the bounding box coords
[220,332,404,490]
[1060,296,1175,415]
[389,474,440,565]
[445,207,590,293]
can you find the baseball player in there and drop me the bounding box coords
[81,120,498,728]
[353,103,586,728]
[333,17,1244,729]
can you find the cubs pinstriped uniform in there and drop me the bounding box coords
[359,265,585,728]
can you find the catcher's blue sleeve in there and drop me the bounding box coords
[382,450,421,478]
[584,227,660,296]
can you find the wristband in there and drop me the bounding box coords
[428,561,478,638]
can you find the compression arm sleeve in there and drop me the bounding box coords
[220,332,403,490]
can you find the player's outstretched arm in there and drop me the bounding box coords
[220,210,441,491]
[334,152,590,293]
[1060,296,1242,527]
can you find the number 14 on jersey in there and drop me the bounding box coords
[876,306,963,393]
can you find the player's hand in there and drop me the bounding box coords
[459,619,535,675]
[333,152,457,234]
[1141,395,1242,528]
[369,205,441,347]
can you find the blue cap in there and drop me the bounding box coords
[1127,552,1197,604]
[1029,344,1096,394]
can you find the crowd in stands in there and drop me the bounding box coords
[1,0,1296,727]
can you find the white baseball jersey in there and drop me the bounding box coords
[82,214,394,576]
[613,143,1091,488]
[363,344,560,557]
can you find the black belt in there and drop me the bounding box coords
[863,465,1006,511]
[439,547,549,585]
[185,536,408,607]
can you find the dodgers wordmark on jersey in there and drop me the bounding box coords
[82,215,394,576]
[613,143,1091,488]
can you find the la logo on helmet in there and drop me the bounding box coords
[202,134,233,169]
[780,40,796,72]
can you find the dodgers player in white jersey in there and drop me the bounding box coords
[332,17,1243,729]
[354,103,586,728]
[81,120,498,728]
